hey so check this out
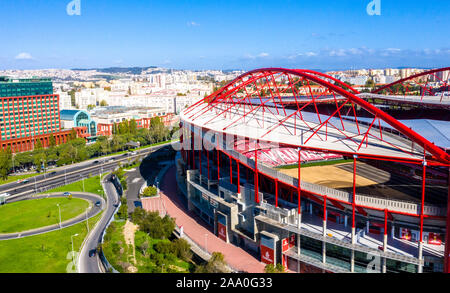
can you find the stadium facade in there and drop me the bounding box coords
[176,68,450,273]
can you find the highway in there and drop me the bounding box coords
[0,141,177,273]
[2,141,177,203]
[78,174,119,273]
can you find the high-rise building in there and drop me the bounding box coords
[0,77,86,152]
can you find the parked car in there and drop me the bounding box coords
[89,249,96,257]
[95,201,101,207]
[63,192,72,197]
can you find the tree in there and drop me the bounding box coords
[172,238,192,262]
[69,129,77,140]
[141,186,157,197]
[49,135,56,148]
[0,147,12,180]
[129,119,137,135]
[195,252,228,273]
[100,100,108,106]
[365,79,375,89]
[264,263,285,273]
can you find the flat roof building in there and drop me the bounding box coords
[0,77,84,152]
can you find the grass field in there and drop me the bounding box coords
[0,197,89,234]
[0,212,103,273]
[40,175,103,196]
[276,159,353,169]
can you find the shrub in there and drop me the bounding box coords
[141,186,157,197]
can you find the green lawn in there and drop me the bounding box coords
[0,212,103,273]
[40,175,103,196]
[0,197,89,234]
[276,159,353,169]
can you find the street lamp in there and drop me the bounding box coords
[71,233,79,263]
[79,175,85,192]
[97,189,104,200]
[85,208,89,233]
[57,204,62,228]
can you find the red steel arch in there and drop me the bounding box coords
[372,67,450,101]
[184,68,450,165]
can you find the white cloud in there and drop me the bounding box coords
[15,52,33,60]
[187,21,200,27]
[258,52,269,58]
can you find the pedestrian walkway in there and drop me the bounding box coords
[155,166,265,273]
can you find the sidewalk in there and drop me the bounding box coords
[155,166,265,273]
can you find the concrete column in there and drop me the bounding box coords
[391,225,395,238]
[297,212,302,229]
[351,249,355,272]
[352,227,356,244]
[345,215,348,228]
[382,233,388,273]
[322,240,326,264]
[366,219,370,234]
[418,241,423,273]
[309,203,313,215]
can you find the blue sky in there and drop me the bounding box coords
[0,0,449,70]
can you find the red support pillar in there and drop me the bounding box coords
[352,155,357,242]
[444,167,450,273]
[255,147,259,203]
[419,159,427,268]
[298,148,301,215]
[420,161,426,243]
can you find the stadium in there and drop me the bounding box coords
[176,67,450,273]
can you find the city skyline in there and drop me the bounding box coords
[0,0,449,71]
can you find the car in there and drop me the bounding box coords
[95,201,101,207]
[129,151,137,156]
[49,171,57,176]
[93,160,100,164]
[89,249,97,257]
[63,192,71,197]
[22,179,29,184]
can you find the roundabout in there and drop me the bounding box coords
[0,193,105,240]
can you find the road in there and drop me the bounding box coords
[78,174,119,273]
[2,142,177,203]
[0,141,177,273]
[0,192,104,240]
[124,167,145,214]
